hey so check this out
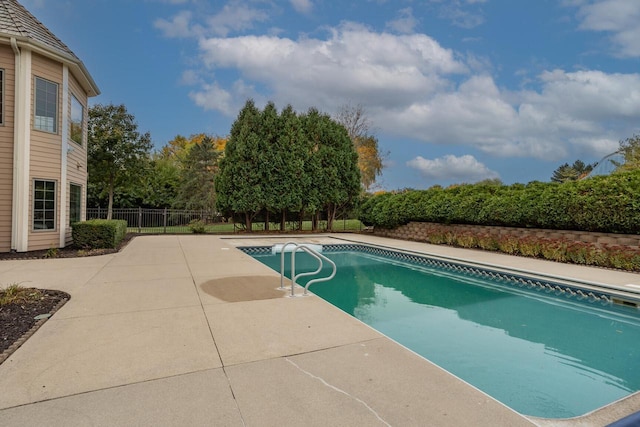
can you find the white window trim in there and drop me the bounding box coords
[33,76,58,134]
[69,182,82,225]
[32,179,57,232]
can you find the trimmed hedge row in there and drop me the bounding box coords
[359,170,640,234]
[72,219,127,249]
[410,224,640,271]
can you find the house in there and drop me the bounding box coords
[0,0,99,252]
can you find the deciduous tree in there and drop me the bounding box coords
[616,134,640,171]
[335,103,385,191]
[88,104,152,219]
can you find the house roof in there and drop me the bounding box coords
[0,0,100,96]
[0,0,78,60]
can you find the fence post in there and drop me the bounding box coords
[163,208,167,234]
[138,207,142,233]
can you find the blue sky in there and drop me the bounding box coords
[22,0,640,190]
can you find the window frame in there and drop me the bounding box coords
[69,183,82,225]
[34,76,58,134]
[33,179,57,231]
[70,94,84,145]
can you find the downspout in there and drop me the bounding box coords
[10,38,20,252]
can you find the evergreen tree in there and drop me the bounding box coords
[551,160,594,182]
[174,136,220,211]
[216,99,264,230]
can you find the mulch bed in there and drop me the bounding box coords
[0,233,135,261]
[0,234,135,364]
[0,289,70,363]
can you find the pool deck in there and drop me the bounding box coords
[0,233,639,426]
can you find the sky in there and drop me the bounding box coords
[21,0,640,190]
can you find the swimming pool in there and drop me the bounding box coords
[243,243,640,419]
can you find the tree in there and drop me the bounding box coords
[161,133,227,163]
[216,100,360,232]
[141,154,181,208]
[216,99,264,230]
[174,136,220,211]
[615,134,640,171]
[273,105,307,230]
[88,104,152,219]
[303,108,361,231]
[551,160,594,183]
[335,103,385,191]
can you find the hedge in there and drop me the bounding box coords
[358,170,640,234]
[72,219,128,249]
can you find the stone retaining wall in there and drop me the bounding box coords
[373,222,640,247]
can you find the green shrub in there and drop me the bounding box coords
[477,234,499,251]
[497,235,520,255]
[518,236,542,257]
[425,225,448,244]
[454,232,478,248]
[72,219,127,249]
[539,239,569,262]
[604,245,640,271]
[189,219,207,234]
[357,169,640,233]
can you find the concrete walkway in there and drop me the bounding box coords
[0,234,638,426]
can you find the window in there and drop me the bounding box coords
[0,69,4,125]
[33,180,56,230]
[70,95,83,145]
[70,183,82,224]
[34,77,58,133]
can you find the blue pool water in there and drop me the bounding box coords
[247,246,640,419]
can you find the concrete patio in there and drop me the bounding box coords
[0,234,639,426]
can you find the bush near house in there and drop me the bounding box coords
[358,169,640,234]
[72,219,127,249]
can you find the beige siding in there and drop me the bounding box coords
[0,44,15,252]
[28,53,63,251]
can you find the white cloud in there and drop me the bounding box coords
[573,0,640,57]
[154,1,271,39]
[182,20,639,162]
[434,0,486,29]
[180,69,202,85]
[206,2,269,37]
[407,155,499,182]
[290,0,313,14]
[386,8,418,34]
[154,11,198,38]
[189,82,234,115]
[193,23,467,112]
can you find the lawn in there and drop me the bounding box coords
[129,219,365,234]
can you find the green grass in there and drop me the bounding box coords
[127,219,364,234]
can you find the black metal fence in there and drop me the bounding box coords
[85,207,363,233]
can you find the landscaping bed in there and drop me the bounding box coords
[0,287,69,364]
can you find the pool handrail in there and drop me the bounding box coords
[278,242,337,297]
